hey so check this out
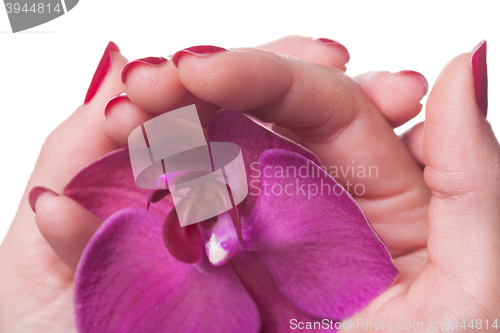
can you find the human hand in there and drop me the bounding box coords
[0,42,128,332]
[103,36,438,331]
[340,41,500,332]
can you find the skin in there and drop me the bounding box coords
[1,35,498,332]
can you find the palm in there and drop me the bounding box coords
[345,246,495,332]
[1,238,76,332]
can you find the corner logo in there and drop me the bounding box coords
[4,0,78,33]
[128,105,248,227]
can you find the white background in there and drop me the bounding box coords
[1,0,499,243]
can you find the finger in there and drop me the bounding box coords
[174,47,422,192]
[31,187,103,271]
[101,93,220,147]
[257,35,350,70]
[423,41,500,284]
[101,94,156,147]
[120,35,351,116]
[107,36,351,147]
[400,121,424,167]
[355,70,428,127]
[174,47,431,254]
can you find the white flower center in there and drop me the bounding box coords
[207,234,228,265]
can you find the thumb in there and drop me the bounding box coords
[424,41,500,288]
[31,42,127,193]
[2,41,127,259]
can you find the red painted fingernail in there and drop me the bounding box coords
[172,45,229,67]
[84,41,120,105]
[315,38,350,63]
[103,93,129,119]
[28,186,59,213]
[471,40,488,118]
[121,57,169,84]
[394,70,429,96]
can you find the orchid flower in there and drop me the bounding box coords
[64,109,398,332]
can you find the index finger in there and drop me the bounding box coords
[174,47,424,196]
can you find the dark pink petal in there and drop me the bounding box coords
[226,185,243,247]
[64,149,173,220]
[207,110,320,214]
[244,150,399,320]
[162,208,202,264]
[231,252,336,332]
[75,208,261,333]
[147,188,170,210]
[146,175,170,210]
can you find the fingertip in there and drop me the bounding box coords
[314,38,350,64]
[108,41,120,53]
[121,57,169,85]
[84,41,127,106]
[101,94,157,147]
[103,93,128,120]
[394,70,428,97]
[171,45,229,67]
[471,40,488,118]
[258,35,349,70]
[124,59,197,114]
[424,49,498,195]
[35,194,103,271]
[401,122,424,167]
[356,70,426,127]
[28,186,59,213]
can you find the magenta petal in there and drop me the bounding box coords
[162,208,202,264]
[245,150,399,320]
[207,110,321,172]
[147,175,170,210]
[231,252,335,333]
[75,208,261,333]
[64,149,173,220]
[207,110,321,213]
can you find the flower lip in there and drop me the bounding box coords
[162,208,203,264]
[206,234,229,265]
[201,211,245,267]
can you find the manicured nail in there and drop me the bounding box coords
[172,45,229,67]
[84,41,121,105]
[121,57,169,84]
[394,70,429,96]
[28,186,59,213]
[471,40,488,118]
[103,93,129,120]
[315,38,350,63]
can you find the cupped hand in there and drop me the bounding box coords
[104,38,500,331]
[0,42,127,332]
[341,41,500,332]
